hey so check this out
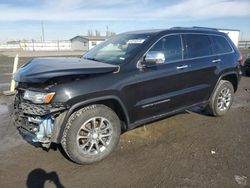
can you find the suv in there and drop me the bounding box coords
[14,27,242,164]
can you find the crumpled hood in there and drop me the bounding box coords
[14,57,118,83]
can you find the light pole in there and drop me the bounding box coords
[41,21,45,42]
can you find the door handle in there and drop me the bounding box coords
[212,59,221,63]
[176,65,188,70]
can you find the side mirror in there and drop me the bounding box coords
[144,51,165,66]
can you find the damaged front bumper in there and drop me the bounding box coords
[14,91,67,148]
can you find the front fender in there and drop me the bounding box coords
[53,95,129,143]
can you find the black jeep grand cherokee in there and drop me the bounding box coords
[14,27,242,164]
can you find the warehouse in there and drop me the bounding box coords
[70,36,107,51]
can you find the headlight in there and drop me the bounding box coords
[23,90,55,104]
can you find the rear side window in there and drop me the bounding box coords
[212,35,233,54]
[184,34,213,59]
[149,35,182,63]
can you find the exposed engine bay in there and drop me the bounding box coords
[14,87,67,148]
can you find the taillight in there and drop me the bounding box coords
[239,54,243,65]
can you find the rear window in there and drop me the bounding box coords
[184,34,213,59]
[212,35,233,54]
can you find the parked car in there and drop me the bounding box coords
[244,53,250,75]
[14,27,242,164]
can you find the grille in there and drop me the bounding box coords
[20,102,52,116]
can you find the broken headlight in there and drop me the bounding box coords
[23,90,55,104]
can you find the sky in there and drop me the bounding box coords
[0,0,249,41]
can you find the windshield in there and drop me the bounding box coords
[83,33,152,65]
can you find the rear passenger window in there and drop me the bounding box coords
[212,36,233,54]
[184,34,213,59]
[149,35,182,63]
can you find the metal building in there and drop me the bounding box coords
[70,36,107,51]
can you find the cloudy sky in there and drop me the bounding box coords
[0,0,249,41]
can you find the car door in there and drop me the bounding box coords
[123,34,201,123]
[210,34,237,73]
[181,34,219,106]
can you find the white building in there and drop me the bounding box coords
[70,36,108,51]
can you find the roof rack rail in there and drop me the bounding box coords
[169,26,218,31]
[169,27,191,30]
[192,26,218,31]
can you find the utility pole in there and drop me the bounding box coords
[41,21,45,41]
[240,32,243,41]
[106,25,109,36]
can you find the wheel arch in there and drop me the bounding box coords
[209,71,239,102]
[55,96,130,143]
[220,72,239,92]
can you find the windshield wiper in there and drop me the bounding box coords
[84,57,99,62]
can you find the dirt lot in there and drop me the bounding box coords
[0,50,249,188]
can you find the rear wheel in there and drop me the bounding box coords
[61,105,121,164]
[206,80,234,116]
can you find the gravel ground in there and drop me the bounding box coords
[0,50,249,188]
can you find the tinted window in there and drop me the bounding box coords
[212,35,232,54]
[149,35,182,63]
[184,34,213,58]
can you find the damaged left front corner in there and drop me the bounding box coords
[14,92,67,148]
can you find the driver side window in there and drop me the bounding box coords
[149,35,182,63]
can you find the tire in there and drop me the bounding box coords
[206,80,234,117]
[61,104,121,164]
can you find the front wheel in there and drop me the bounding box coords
[206,80,234,116]
[61,105,121,164]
